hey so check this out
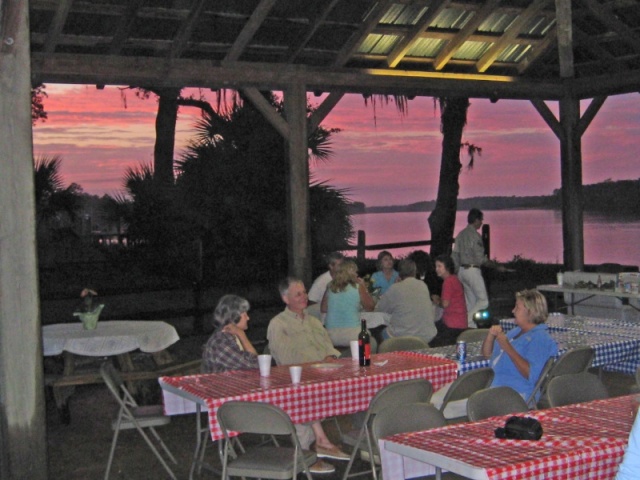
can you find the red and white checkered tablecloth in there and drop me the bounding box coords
[384,395,635,480]
[160,351,457,441]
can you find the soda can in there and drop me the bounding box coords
[456,340,467,362]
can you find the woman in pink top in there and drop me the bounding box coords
[430,254,468,346]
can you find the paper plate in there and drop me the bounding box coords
[310,363,343,369]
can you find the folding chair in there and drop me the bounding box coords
[456,328,489,343]
[372,403,465,480]
[546,372,609,407]
[217,401,316,479]
[100,362,177,480]
[525,356,555,408]
[377,336,429,353]
[438,367,494,423]
[342,378,433,480]
[467,386,529,422]
[535,347,595,408]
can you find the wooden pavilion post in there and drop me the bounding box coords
[558,96,584,270]
[284,84,311,285]
[0,0,48,478]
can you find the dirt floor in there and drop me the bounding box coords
[44,269,629,480]
[45,360,637,480]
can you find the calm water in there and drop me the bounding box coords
[350,209,640,265]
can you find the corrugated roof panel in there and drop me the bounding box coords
[430,8,474,30]
[452,41,492,61]
[497,43,533,63]
[357,34,401,55]
[380,4,405,24]
[478,12,518,33]
[522,16,556,36]
[388,4,429,26]
[406,37,446,58]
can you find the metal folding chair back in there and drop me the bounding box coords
[525,356,555,408]
[377,336,429,353]
[439,367,494,422]
[372,402,446,441]
[536,347,595,408]
[546,372,609,407]
[467,386,529,422]
[100,362,177,480]
[456,329,489,343]
[342,378,433,480]
[217,400,316,480]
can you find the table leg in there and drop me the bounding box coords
[115,353,138,396]
[52,351,76,424]
[189,404,217,480]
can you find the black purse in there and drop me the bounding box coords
[494,416,543,441]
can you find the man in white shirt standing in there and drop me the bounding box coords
[452,208,506,327]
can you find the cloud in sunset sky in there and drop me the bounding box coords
[32,85,640,206]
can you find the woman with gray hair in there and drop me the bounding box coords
[202,294,259,373]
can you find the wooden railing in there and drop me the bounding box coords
[340,225,491,263]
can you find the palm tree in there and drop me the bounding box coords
[174,91,349,284]
[33,155,82,227]
[370,95,479,257]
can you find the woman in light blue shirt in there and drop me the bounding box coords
[321,260,375,346]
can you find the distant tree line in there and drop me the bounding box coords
[352,178,640,217]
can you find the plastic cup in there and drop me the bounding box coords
[350,340,359,360]
[258,354,272,377]
[289,365,302,384]
[557,272,564,286]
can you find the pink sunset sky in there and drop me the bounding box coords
[32,84,640,207]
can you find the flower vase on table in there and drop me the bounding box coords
[74,304,104,330]
[73,288,104,330]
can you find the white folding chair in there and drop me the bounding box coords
[100,362,177,480]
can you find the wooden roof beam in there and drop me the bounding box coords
[386,0,451,68]
[168,0,207,60]
[573,27,628,73]
[556,0,574,78]
[108,0,145,55]
[580,0,640,53]
[42,0,73,55]
[333,0,397,67]
[31,52,569,100]
[517,24,557,74]
[308,92,344,132]
[285,0,341,63]
[433,0,502,71]
[225,0,278,62]
[476,0,552,73]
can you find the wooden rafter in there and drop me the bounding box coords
[386,0,451,68]
[285,0,341,63]
[168,0,207,60]
[108,0,145,55]
[476,0,552,73]
[573,27,627,73]
[42,0,73,55]
[517,24,557,75]
[580,0,640,53]
[225,0,278,62]
[434,0,502,71]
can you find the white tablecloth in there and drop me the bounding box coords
[42,321,180,356]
